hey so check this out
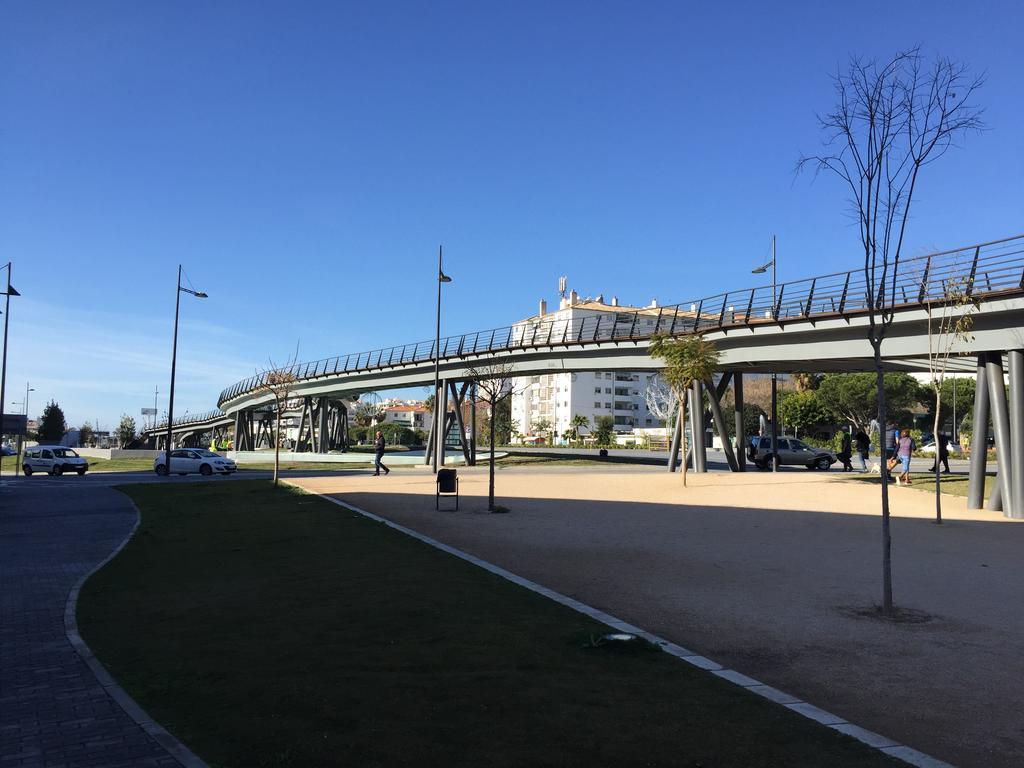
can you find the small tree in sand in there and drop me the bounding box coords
[650,334,720,487]
[466,362,516,512]
[255,357,299,487]
[920,273,980,524]
[800,48,983,615]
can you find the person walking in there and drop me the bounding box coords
[839,430,853,472]
[897,428,914,485]
[373,430,390,476]
[854,429,870,472]
[928,432,951,474]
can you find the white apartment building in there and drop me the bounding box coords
[510,290,669,441]
[382,404,430,431]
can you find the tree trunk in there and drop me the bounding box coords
[874,348,893,615]
[488,410,496,511]
[933,390,942,524]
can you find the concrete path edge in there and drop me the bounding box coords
[62,494,209,768]
[295,483,956,768]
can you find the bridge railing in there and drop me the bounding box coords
[147,408,229,433]
[217,234,1024,408]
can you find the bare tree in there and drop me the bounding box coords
[919,270,980,523]
[466,362,517,511]
[255,358,299,487]
[800,50,983,615]
[644,374,677,426]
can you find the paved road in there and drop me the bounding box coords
[0,481,184,767]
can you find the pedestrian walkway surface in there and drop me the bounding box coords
[0,483,181,767]
[293,467,1024,768]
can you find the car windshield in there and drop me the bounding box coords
[52,449,79,458]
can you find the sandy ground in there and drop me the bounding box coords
[292,466,1024,768]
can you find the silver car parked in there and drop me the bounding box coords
[749,436,836,471]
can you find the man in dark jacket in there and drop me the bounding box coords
[853,430,870,472]
[373,431,390,476]
[928,432,951,473]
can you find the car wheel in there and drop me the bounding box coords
[51,465,63,476]
[77,468,87,476]
[200,464,213,476]
[155,464,168,476]
[23,465,32,476]
[815,457,831,470]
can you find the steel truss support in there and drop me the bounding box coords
[734,372,746,471]
[705,375,739,471]
[967,355,989,509]
[667,395,682,472]
[425,380,474,467]
[234,409,254,452]
[295,397,348,454]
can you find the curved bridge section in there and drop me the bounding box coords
[143,234,1024,519]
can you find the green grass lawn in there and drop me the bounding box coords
[78,482,899,768]
[81,456,377,473]
[843,471,995,498]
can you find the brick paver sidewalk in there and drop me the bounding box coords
[0,482,183,767]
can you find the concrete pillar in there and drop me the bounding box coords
[316,397,330,453]
[691,381,707,473]
[469,382,477,466]
[1007,350,1024,519]
[986,353,1014,518]
[436,380,449,469]
[734,372,746,471]
[966,355,990,509]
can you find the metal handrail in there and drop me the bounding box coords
[147,408,229,433]
[209,234,1024,410]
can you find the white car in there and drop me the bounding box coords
[154,449,237,477]
[23,446,89,476]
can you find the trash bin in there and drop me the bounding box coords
[436,468,459,510]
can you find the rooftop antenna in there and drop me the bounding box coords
[558,276,567,299]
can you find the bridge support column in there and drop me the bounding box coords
[436,380,449,469]
[316,397,330,453]
[734,373,746,471]
[469,383,477,466]
[448,381,472,465]
[234,409,254,452]
[1009,350,1024,520]
[327,401,348,452]
[705,375,738,472]
[691,380,707,473]
[967,355,989,509]
[987,353,1015,518]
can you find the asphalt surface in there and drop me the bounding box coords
[0,479,182,767]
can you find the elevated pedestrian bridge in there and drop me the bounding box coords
[142,234,1024,517]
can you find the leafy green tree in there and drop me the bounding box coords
[77,421,95,448]
[650,334,720,486]
[921,377,975,440]
[592,415,615,448]
[532,418,552,444]
[38,401,67,442]
[778,391,833,435]
[792,373,822,392]
[816,372,920,431]
[115,414,137,448]
[479,398,514,446]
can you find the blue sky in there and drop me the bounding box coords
[1,1,1021,429]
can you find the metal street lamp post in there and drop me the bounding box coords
[164,266,207,476]
[432,245,452,474]
[12,384,34,477]
[752,236,779,472]
[0,263,21,480]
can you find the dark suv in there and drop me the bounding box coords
[748,436,836,471]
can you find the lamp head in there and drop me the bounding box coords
[194,291,208,298]
[751,259,774,275]
[439,272,452,284]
